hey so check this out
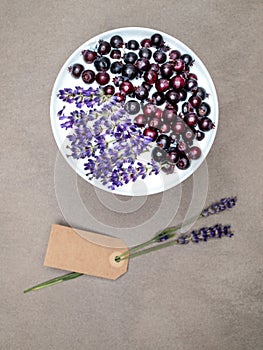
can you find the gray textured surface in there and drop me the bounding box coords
[1,1,263,349]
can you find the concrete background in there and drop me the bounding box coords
[1,1,262,349]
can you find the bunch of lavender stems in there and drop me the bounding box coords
[24,196,236,293]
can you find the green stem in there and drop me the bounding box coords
[23,272,82,293]
[118,214,201,259]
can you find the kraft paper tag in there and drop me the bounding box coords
[44,224,128,280]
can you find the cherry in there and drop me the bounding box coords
[96,72,110,85]
[182,102,194,114]
[176,156,190,170]
[150,63,160,73]
[189,95,202,108]
[162,109,176,123]
[124,52,138,64]
[181,54,194,67]
[110,35,124,48]
[160,123,171,134]
[184,113,198,127]
[183,129,195,141]
[185,78,198,91]
[165,90,180,105]
[152,92,165,105]
[172,120,185,134]
[152,147,167,163]
[126,40,139,50]
[114,92,126,103]
[195,130,205,141]
[120,81,134,95]
[139,48,152,59]
[167,147,180,164]
[143,103,156,117]
[150,33,163,47]
[141,38,151,48]
[82,70,95,84]
[136,58,150,72]
[197,102,211,117]
[134,86,149,100]
[110,49,121,59]
[169,50,181,60]
[94,57,111,71]
[198,117,214,131]
[143,127,158,141]
[153,50,167,63]
[154,78,168,93]
[160,63,174,78]
[174,59,185,72]
[134,114,147,127]
[98,40,111,55]
[188,146,201,160]
[179,89,188,101]
[110,61,123,74]
[156,134,171,149]
[153,108,162,119]
[149,116,162,129]
[170,75,185,90]
[122,64,138,79]
[69,63,84,78]
[82,50,97,63]
[144,70,158,84]
[103,85,115,95]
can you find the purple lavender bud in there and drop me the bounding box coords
[201,197,237,217]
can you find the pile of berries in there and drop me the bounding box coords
[68,32,215,173]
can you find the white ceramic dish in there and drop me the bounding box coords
[50,27,218,196]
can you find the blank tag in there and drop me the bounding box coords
[44,224,128,280]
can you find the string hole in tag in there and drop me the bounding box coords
[109,251,126,268]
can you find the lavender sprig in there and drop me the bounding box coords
[118,196,237,259]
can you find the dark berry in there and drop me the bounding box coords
[160,63,174,78]
[179,89,187,101]
[152,92,165,105]
[150,63,160,73]
[96,72,110,85]
[185,78,198,91]
[174,59,185,72]
[155,79,169,92]
[82,69,95,84]
[150,33,163,47]
[98,40,111,55]
[176,156,190,170]
[153,50,167,63]
[140,38,151,48]
[110,61,123,74]
[162,109,176,123]
[139,48,152,59]
[183,128,195,141]
[181,54,194,67]
[188,146,201,160]
[184,113,198,127]
[134,86,149,100]
[167,147,180,164]
[110,49,121,59]
[152,147,167,162]
[193,87,207,100]
[114,92,126,103]
[136,58,150,72]
[82,50,97,63]
[170,75,185,90]
[156,134,171,149]
[149,116,162,129]
[124,100,140,115]
[112,75,124,87]
[197,102,211,117]
[143,127,158,141]
[122,64,138,80]
[144,70,158,84]
[172,120,185,134]
[177,141,189,153]
[160,123,171,134]
[198,117,214,131]
[142,81,152,91]
[182,102,194,114]
[189,95,202,108]
[69,63,84,78]
[169,50,181,60]
[195,130,205,141]
[134,114,147,127]
[126,40,139,50]
[103,85,115,95]
[120,81,134,95]
[110,35,124,48]
[124,52,138,64]
[94,57,111,71]
[143,103,156,117]
[161,162,175,174]
[165,90,180,105]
